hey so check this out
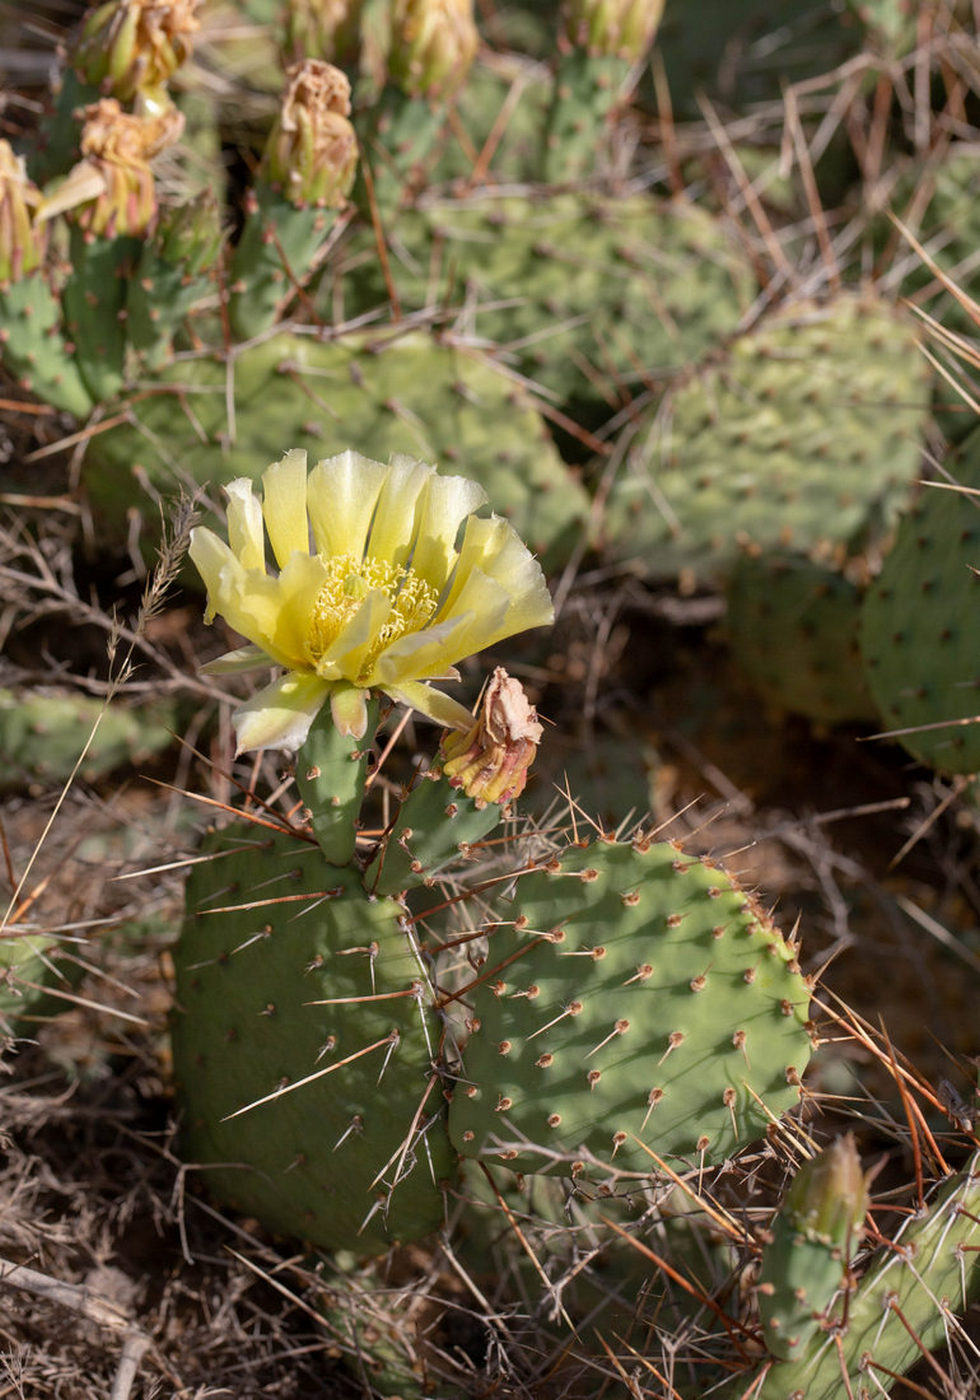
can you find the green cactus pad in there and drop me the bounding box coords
[81,329,586,569]
[366,766,505,898]
[538,49,634,184]
[0,934,83,1038]
[724,554,877,725]
[606,293,932,584]
[61,227,135,404]
[229,183,340,341]
[0,689,176,794]
[448,837,813,1178]
[748,1154,980,1399]
[294,700,380,866]
[127,192,222,368]
[172,823,455,1254]
[756,1136,869,1362]
[0,275,94,418]
[860,433,980,773]
[328,191,755,422]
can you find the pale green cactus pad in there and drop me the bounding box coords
[606,293,932,584]
[860,431,980,773]
[172,823,455,1254]
[0,689,176,794]
[0,934,82,1039]
[81,329,587,569]
[328,191,756,420]
[724,554,876,725]
[448,838,814,1179]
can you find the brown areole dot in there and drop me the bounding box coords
[586,1069,601,1089]
[624,963,654,985]
[495,1095,513,1112]
[547,1113,561,1127]
[535,1052,554,1068]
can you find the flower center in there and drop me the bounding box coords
[307,552,439,670]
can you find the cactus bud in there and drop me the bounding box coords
[73,0,201,104]
[153,187,222,272]
[562,0,665,60]
[388,0,479,99]
[784,1133,870,1247]
[439,668,543,808]
[261,60,359,208]
[284,0,365,69]
[0,142,45,282]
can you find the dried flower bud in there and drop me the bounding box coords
[440,668,543,808]
[563,0,665,60]
[388,0,479,99]
[0,141,45,282]
[261,60,359,208]
[784,1133,870,1249]
[74,0,201,103]
[38,98,183,237]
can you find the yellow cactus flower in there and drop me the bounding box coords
[190,450,555,753]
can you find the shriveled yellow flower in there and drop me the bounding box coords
[190,450,555,753]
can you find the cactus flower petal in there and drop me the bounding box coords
[233,671,332,753]
[190,450,554,753]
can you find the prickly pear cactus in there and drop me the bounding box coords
[744,1152,980,1399]
[0,935,82,1039]
[606,293,933,584]
[0,689,176,794]
[756,1135,870,1362]
[860,431,980,773]
[171,823,455,1255]
[330,192,755,423]
[448,836,814,1179]
[723,554,876,725]
[81,330,588,568]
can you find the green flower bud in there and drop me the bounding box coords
[154,188,222,273]
[784,1133,870,1248]
[563,0,665,60]
[388,0,479,99]
[0,141,45,282]
[74,0,201,103]
[260,60,359,208]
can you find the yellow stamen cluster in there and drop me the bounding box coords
[307,553,439,674]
